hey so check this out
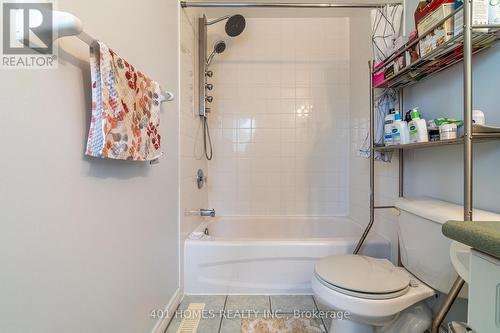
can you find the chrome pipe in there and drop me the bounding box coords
[199,16,208,117]
[431,277,466,333]
[354,61,375,255]
[200,208,216,217]
[399,90,404,197]
[463,0,473,222]
[181,1,401,8]
[472,24,500,29]
[206,15,230,25]
[431,4,473,333]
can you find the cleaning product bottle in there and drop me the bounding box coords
[408,108,428,143]
[392,113,410,145]
[384,111,396,146]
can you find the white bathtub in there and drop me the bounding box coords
[184,216,390,295]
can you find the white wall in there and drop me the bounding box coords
[0,1,180,332]
[206,17,351,216]
[348,9,400,263]
[403,0,500,214]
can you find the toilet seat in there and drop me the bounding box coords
[315,272,410,300]
[312,255,436,320]
[314,255,411,300]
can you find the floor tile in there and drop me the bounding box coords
[270,295,317,313]
[219,318,242,333]
[225,295,270,313]
[178,295,226,313]
[322,317,332,333]
[312,296,333,311]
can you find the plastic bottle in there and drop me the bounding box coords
[392,113,410,145]
[384,112,396,146]
[408,108,429,143]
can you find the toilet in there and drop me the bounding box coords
[312,197,475,333]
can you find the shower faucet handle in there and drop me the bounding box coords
[206,83,213,90]
[205,70,213,77]
[206,96,213,103]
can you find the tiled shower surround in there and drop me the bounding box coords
[207,18,350,216]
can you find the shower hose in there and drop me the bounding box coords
[203,116,213,160]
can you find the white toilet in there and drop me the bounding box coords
[312,197,476,333]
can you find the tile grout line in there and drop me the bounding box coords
[164,298,182,333]
[217,295,228,333]
[311,295,329,333]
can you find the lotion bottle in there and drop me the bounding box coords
[408,108,429,143]
[392,113,410,145]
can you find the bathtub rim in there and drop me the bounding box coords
[186,215,389,244]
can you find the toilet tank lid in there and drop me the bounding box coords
[395,197,500,225]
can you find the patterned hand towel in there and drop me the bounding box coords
[86,41,162,161]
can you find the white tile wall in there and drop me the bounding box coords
[180,9,208,238]
[348,12,399,263]
[206,18,350,216]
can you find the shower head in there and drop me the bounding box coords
[206,14,246,38]
[213,40,226,53]
[206,40,226,66]
[225,14,246,37]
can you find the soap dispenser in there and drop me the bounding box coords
[408,108,428,143]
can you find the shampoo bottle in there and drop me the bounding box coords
[392,113,410,145]
[408,108,429,143]
[384,112,396,146]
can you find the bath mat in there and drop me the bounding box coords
[241,317,324,333]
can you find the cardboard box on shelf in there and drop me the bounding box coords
[415,0,456,56]
[392,36,409,73]
[407,42,421,64]
[489,0,500,24]
[453,0,490,36]
[405,31,420,65]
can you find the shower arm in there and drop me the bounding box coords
[206,15,230,25]
[206,51,216,66]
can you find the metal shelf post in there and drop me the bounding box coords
[432,1,473,331]
[353,61,376,254]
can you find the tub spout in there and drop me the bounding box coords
[200,209,216,217]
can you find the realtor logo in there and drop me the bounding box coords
[1,1,57,68]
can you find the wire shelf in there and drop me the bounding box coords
[374,130,500,151]
[373,7,500,89]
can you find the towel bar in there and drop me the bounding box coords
[41,11,175,102]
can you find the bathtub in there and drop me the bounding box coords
[184,216,390,295]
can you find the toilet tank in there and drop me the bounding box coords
[395,197,500,294]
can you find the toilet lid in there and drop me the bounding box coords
[315,255,411,295]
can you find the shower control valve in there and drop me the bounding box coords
[206,96,213,103]
[206,83,213,90]
[205,70,213,77]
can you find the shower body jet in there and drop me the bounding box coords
[198,14,246,160]
[199,13,246,118]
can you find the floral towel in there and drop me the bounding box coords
[86,41,162,161]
